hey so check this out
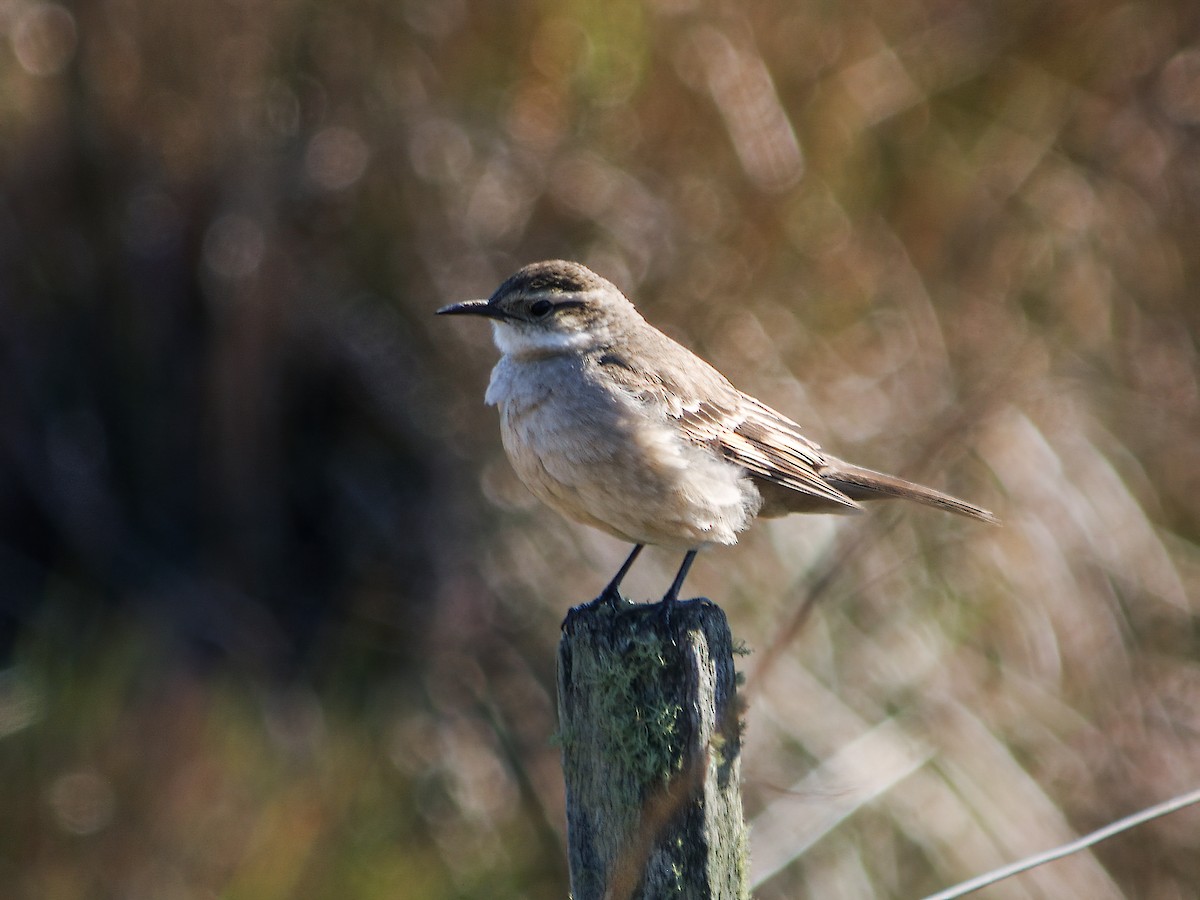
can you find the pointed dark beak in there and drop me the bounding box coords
[436,299,508,320]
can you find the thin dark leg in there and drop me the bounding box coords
[599,544,645,604]
[662,550,698,605]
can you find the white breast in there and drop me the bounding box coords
[483,351,762,550]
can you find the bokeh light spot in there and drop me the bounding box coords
[1159,48,1200,124]
[12,3,77,77]
[305,125,370,192]
[203,214,265,280]
[410,117,473,183]
[48,770,116,836]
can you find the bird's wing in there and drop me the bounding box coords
[595,332,861,511]
[675,394,862,512]
[595,337,994,522]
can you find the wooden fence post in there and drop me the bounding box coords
[557,597,749,900]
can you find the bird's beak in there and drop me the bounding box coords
[436,299,509,320]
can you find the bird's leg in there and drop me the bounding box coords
[599,544,645,605]
[662,550,698,605]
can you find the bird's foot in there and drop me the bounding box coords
[600,584,633,607]
[585,583,633,610]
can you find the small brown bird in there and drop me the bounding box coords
[438,260,997,604]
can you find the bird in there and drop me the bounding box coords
[437,259,997,605]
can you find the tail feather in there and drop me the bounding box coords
[824,461,999,525]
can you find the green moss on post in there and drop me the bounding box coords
[558,598,749,900]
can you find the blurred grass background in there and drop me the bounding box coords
[2,0,1199,897]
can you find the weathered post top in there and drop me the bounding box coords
[557,598,748,900]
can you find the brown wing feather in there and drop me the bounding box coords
[676,397,862,512]
[741,397,998,523]
[596,340,862,512]
[595,336,994,523]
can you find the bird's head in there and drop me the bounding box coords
[437,260,638,357]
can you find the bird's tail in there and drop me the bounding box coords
[824,462,999,525]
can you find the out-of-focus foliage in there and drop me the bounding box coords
[2,0,1199,896]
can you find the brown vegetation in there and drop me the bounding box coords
[2,0,1199,897]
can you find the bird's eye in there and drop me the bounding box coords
[530,299,553,318]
